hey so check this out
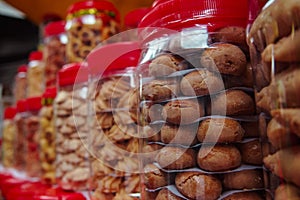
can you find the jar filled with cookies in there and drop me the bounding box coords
[87,41,141,199]
[25,96,42,178]
[248,0,300,198]
[55,62,90,191]
[65,0,120,63]
[2,106,17,168]
[137,0,265,199]
[39,87,57,184]
[27,51,45,98]
[13,64,27,102]
[14,99,29,171]
[43,20,67,88]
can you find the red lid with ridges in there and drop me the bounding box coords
[29,51,43,61]
[67,0,120,22]
[124,7,151,28]
[44,20,66,37]
[16,99,28,113]
[87,41,141,76]
[27,96,42,111]
[42,87,57,99]
[17,64,28,73]
[4,106,17,119]
[58,62,89,86]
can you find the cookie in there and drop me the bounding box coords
[175,171,222,200]
[149,54,189,77]
[180,70,224,96]
[155,188,184,200]
[155,146,196,170]
[209,90,255,116]
[197,118,244,143]
[222,169,264,189]
[162,99,205,125]
[238,139,263,165]
[144,164,169,189]
[200,43,247,76]
[223,191,264,200]
[197,144,242,171]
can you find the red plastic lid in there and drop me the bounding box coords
[87,41,141,76]
[44,20,66,37]
[124,7,151,28]
[27,96,42,111]
[58,62,89,86]
[151,0,171,7]
[67,0,120,22]
[42,87,57,99]
[7,181,49,200]
[29,51,43,61]
[16,99,28,113]
[1,178,28,197]
[17,64,28,73]
[33,187,86,200]
[138,0,249,40]
[4,106,17,119]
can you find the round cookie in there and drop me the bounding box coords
[238,139,263,165]
[200,43,247,76]
[222,191,264,200]
[175,171,222,200]
[155,188,184,200]
[149,54,189,77]
[162,99,205,125]
[180,70,224,96]
[144,163,169,189]
[197,118,245,143]
[160,123,198,146]
[155,146,196,170]
[209,90,255,116]
[222,169,264,190]
[197,144,242,171]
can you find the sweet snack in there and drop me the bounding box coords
[155,188,184,200]
[144,164,169,189]
[238,139,263,165]
[142,79,179,101]
[222,191,264,200]
[275,183,300,200]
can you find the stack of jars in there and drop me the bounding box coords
[87,41,141,199]
[137,0,265,199]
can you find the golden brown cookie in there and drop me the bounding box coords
[155,146,196,170]
[197,118,244,143]
[144,164,170,189]
[155,188,184,200]
[200,43,247,76]
[197,144,242,171]
[222,191,264,200]
[175,171,222,200]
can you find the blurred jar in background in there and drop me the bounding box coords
[13,64,27,103]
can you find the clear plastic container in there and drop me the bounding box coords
[87,41,141,199]
[27,51,45,98]
[55,62,90,191]
[25,96,42,177]
[13,64,27,103]
[248,0,300,198]
[14,99,29,171]
[43,20,67,88]
[137,0,265,199]
[65,0,120,63]
[2,106,17,168]
[39,87,57,184]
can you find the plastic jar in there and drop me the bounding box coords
[55,62,90,191]
[25,96,42,178]
[13,64,27,102]
[137,0,265,199]
[248,0,300,198]
[27,51,45,98]
[39,87,57,184]
[2,106,17,168]
[87,41,141,199]
[43,20,67,88]
[14,99,29,171]
[65,0,120,63]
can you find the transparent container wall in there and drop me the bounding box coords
[27,60,45,98]
[55,82,90,191]
[89,70,141,199]
[248,1,300,198]
[138,26,267,199]
[14,112,28,171]
[2,119,16,168]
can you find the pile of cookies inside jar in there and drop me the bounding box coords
[137,0,266,199]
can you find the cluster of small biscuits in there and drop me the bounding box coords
[89,76,140,199]
[2,119,16,168]
[39,104,56,184]
[140,26,265,199]
[54,87,90,191]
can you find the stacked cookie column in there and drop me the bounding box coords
[137,0,265,199]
